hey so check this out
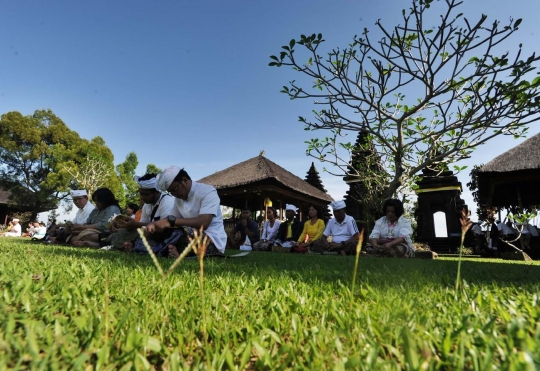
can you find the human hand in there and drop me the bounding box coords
[146,219,169,233]
[241,219,248,227]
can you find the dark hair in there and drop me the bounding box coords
[127,203,139,212]
[310,205,323,218]
[173,168,191,182]
[267,207,278,218]
[92,188,120,209]
[382,198,404,218]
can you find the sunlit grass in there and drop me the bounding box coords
[0,238,539,369]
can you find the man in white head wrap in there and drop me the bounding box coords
[111,173,177,251]
[310,200,359,255]
[2,218,22,237]
[116,173,175,231]
[146,166,227,258]
[48,189,96,242]
[274,204,303,247]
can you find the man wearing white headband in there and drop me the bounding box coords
[274,204,303,247]
[48,189,95,242]
[117,173,175,230]
[146,166,227,258]
[1,218,22,237]
[311,200,359,255]
[114,173,176,252]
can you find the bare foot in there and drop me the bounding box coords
[168,244,180,258]
[123,241,133,252]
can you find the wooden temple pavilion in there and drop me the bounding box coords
[197,154,334,221]
[477,132,540,208]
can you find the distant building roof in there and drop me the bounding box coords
[198,155,333,203]
[478,132,540,207]
[481,132,540,173]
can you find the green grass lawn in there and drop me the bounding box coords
[0,238,539,370]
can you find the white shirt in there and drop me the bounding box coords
[369,215,414,250]
[261,219,281,241]
[323,214,359,243]
[73,201,96,225]
[172,181,227,253]
[140,193,175,223]
[5,223,22,237]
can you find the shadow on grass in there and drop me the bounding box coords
[5,239,540,290]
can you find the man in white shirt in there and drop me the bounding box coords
[2,218,22,237]
[115,173,176,252]
[49,190,96,242]
[147,166,227,258]
[117,173,175,229]
[311,200,359,255]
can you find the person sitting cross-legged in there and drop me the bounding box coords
[1,219,22,237]
[114,173,176,253]
[48,190,96,243]
[368,198,415,258]
[71,188,121,247]
[230,208,260,249]
[310,200,359,255]
[294,205,326,253]
[253,207,281,251]
[146,166,228,258]
[273,204,303,251]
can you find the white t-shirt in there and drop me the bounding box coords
[73,201,96,225]
[171,181,227,253]
[5,223,22,237]
[261,219,281,241]
[323,214,359,243]
[140,193,175,223]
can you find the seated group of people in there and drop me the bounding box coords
[45,166,228,258]
[1,219,47,239]
[7,163,414,259]
[229,198,415,258]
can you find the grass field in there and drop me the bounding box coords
[0,238,539,370]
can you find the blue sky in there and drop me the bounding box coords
[1,0,539,223]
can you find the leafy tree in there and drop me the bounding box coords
[116,152,139,207]
[61,136,122,203]
[0,109,84,220]
[270,0,540,199]
[145,164,162,175]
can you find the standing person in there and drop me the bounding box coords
[230,209,260,249]
[369,199,415,258]
[311,200,359,255]
[274,204,303,248]
[1,219,21,237]
[253,207,281,251]
[146,166,227,258]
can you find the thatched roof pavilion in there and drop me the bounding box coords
[198,155,334,220]
[478,132,540,207]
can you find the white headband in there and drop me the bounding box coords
[135,175,158,190]
[156,166,182,191]
[285,204,297,212]
[330,200,346,210]
[70,190,87,197]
